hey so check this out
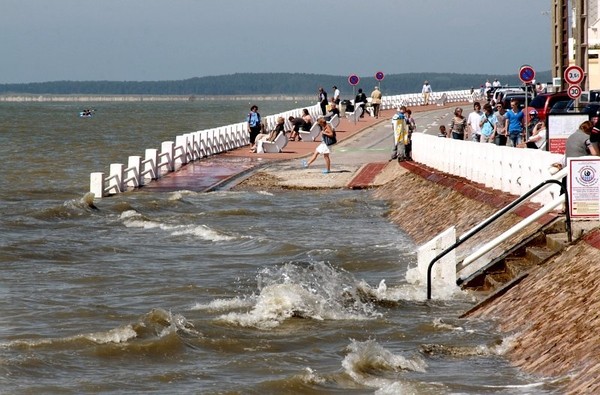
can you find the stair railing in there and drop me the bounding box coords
[427,171,571,300]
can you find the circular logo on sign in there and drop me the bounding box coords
[375,71,385,81]
[578,166,597,186]
[348,74,360,86]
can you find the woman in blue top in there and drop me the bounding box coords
[504,99,524,147]
[246,105,262,152]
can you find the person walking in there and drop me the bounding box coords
[421,80,432,105]
[505,98,524,147]
[355,88,368,118]
[467,102,483,142]
[246,105,262,152]
[302,118,336,173]
[318,87,328,116]
[332,85,341,104]
[371,86,382,119]
[479,103,497,143]
[493,102,508,146]
[404,108,416,160]
[448,107,467,140]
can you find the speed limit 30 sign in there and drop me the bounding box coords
[568,84,582,99]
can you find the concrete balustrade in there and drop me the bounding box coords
[90,102,323,198]
[412,133,564,206]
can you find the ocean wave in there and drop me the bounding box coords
[119,209,234,241]
[216,261,381,329]
[2,308,199,353]
[31,193,99,221]
[420,339,508,358]
[342,339,427,390]
[191,297,254,312]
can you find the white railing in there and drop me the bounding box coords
[90,103,323,198]
[380,89,473,110]
[411,133,564,206]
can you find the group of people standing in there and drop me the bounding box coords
[444,99,546,150]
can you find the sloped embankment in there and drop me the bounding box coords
[375,163,600,394]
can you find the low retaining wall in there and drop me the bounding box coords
[412,133,564,206]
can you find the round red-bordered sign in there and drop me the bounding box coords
[567,84,582,99]
[564,65,584,85]
[519,65,535,83]
[348,74,360,86]
[375,71,384,81]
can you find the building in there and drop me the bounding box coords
[552,0,600,90]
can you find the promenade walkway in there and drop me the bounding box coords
[141,103,454,192]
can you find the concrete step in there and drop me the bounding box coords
[546,232,570,253]
[525,245,555,265]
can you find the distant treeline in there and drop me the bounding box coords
[0,71,552,96]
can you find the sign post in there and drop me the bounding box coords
[519,65,536,139]
[374,71,384,90]
[564,65,584,85]
[347,74,360,123]
[564,65,584,107]
[567,84,582,100]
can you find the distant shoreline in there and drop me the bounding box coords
[0,94,315,102]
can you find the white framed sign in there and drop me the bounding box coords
[568,157,600,219]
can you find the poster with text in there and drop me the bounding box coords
[568,157,600,219]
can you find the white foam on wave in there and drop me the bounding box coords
[191,297,254,312]
[342,339,427,390]
[1,308,198,350]
[119,209,234,241]
[216,262,381,329]
[85,325,138,344]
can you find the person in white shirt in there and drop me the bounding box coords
[492,78,501,87]
[332,85,340,104]
[467,102,483,142]
[421,81,432,105]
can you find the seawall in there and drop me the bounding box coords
[374,161,600,394]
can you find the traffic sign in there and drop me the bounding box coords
[375,71,385,81]
[564,65,584,85]
[519,65,535,83]
[348,74,360,86]
[567,84,582,99]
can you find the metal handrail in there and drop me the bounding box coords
[426,179,571,300]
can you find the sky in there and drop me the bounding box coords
[1,0,552,84]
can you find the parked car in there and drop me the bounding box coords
[527,92,571,122]
[580,90,600,103]
[549,99,575,114]
[492,86,530,105]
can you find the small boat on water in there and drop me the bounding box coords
[79,109,94,118]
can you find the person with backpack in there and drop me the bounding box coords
[302,117,336,174]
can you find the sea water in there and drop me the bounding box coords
[0,100,562,394]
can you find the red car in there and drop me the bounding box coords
[526,92,571,122]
